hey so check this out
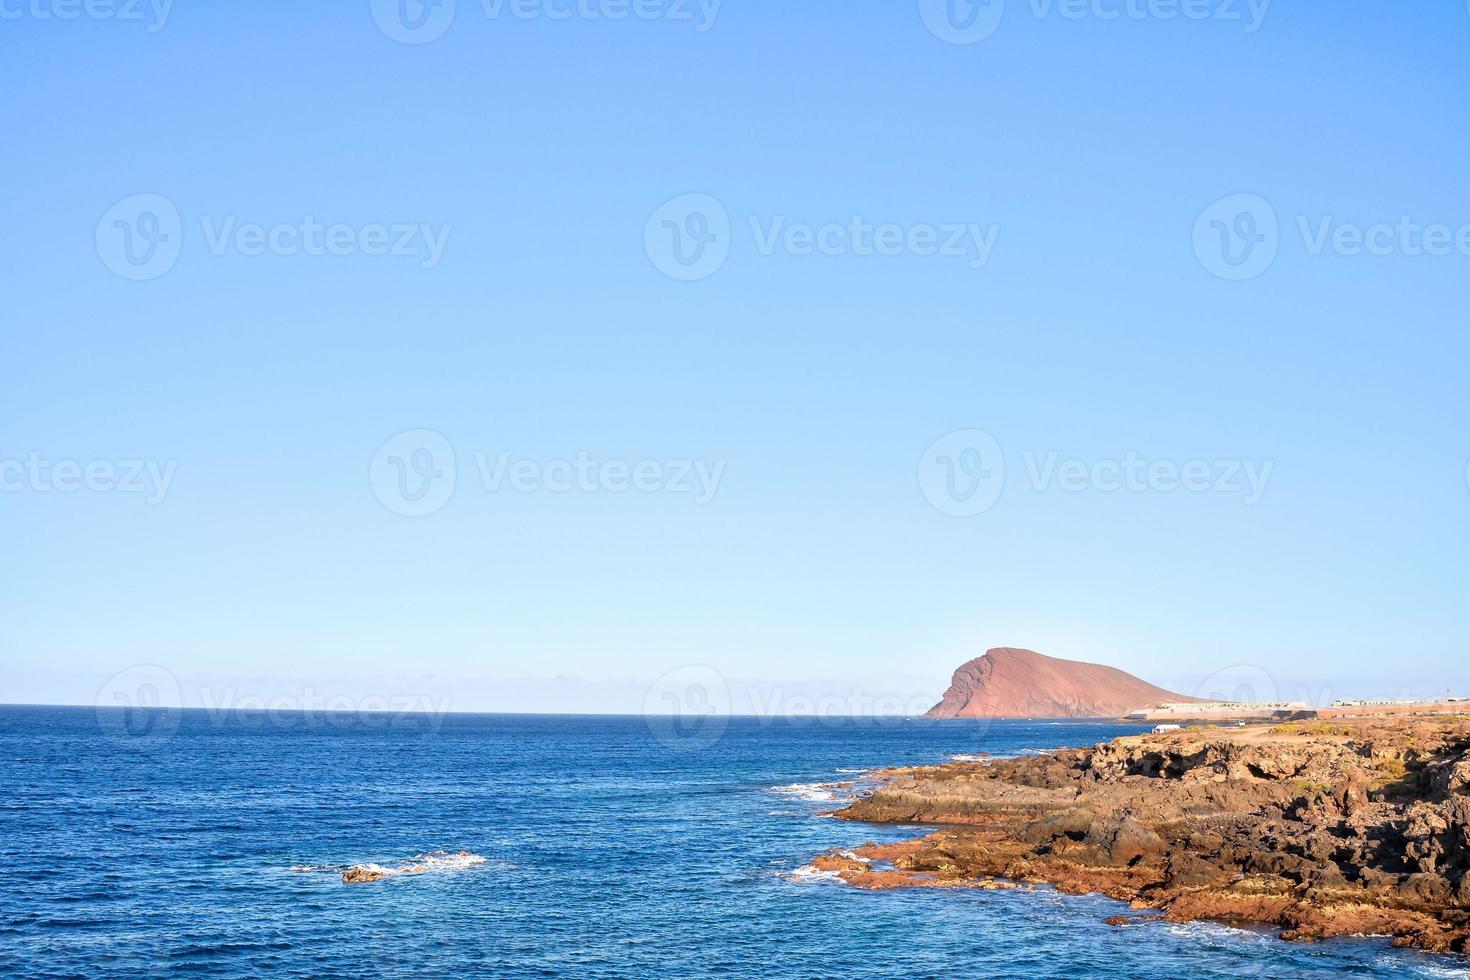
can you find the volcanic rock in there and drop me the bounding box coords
[816,716,1470,954]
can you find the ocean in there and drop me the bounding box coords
[2,706,1466,978]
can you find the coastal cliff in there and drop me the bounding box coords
[926,647,1200,719]
[814,716,1470,953]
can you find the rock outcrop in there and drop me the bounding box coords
[814,717,1470,953]
[342,866,393,884]
[339,850,484,884]
[926,647,1200,719]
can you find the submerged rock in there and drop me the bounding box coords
[342,866,392,884]
[339,851,484,885]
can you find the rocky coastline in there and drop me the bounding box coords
[812,716,1470,954]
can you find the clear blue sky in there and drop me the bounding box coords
[3,1,1468,713]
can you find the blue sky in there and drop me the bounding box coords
[3,1,1469,713]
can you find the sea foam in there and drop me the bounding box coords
[770,782,845,803]
[783,864,844,884]
[293,851,489,880]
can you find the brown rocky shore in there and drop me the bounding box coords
[813,716,1470,953]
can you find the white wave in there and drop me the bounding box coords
[783,864,844,884]
[770,781,845,803]
[298,850,490,880]
[1162,921,1272,945]
[947,753,990,762]
[416,851,488,871]
[1377,953,1470,978]
[834,767,871,774]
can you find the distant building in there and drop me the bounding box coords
[1128,701,1311,722]
[1332,696,1467,707]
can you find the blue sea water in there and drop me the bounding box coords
[2,707,1467,978]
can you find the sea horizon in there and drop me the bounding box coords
[9,702,1149,721]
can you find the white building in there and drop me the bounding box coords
[1332,696,1467,707]
[1128,701,1310,721]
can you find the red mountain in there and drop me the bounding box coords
[926,647,1201,719]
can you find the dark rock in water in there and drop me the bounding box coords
[339,851,483,884]
[342,866,390,884]
[1105,914,1165,927]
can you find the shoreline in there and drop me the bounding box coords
[809,714,1470,954]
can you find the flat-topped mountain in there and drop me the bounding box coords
[926,647,1200,719]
